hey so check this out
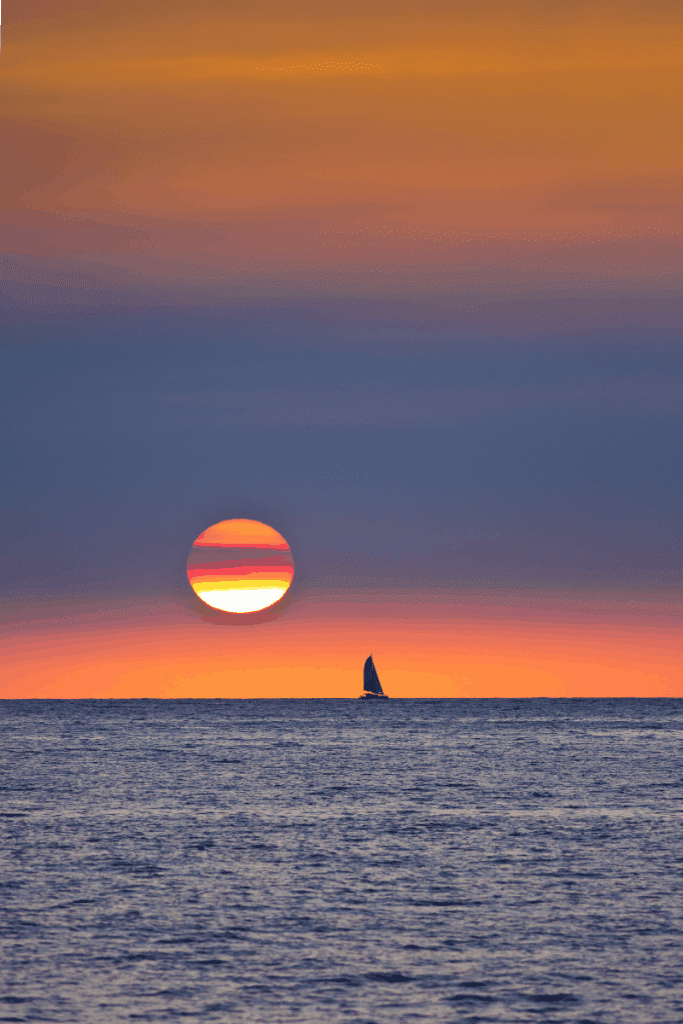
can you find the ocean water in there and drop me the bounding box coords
[1,699,682,1024]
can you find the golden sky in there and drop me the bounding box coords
[5,1,681,272]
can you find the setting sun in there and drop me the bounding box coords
[186,519,294,614]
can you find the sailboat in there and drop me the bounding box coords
[359,655,389,699]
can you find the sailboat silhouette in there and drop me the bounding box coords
[359,655,389,699]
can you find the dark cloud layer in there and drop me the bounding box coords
[3,327,682,605]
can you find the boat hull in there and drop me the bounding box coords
[359,692,389,699]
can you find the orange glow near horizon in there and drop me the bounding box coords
[2,589,681,700]
[186,519,294,614]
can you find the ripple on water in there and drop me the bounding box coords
[0,698,682,1023]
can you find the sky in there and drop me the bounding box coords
[2,0,682,697]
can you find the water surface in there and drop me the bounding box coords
[1,699,682,1023]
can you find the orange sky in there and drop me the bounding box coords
[2,589,681,699]
[4,1,682,325]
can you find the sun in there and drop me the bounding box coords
[186,519,294,614]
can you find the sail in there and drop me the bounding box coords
[363,655,384,695]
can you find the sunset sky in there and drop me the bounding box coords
[2,0,682,697]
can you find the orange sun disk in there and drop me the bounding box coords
[186,519,294,614]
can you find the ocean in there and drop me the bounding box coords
[1,699,681,1023]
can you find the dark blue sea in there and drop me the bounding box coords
[1,699,682,1023]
